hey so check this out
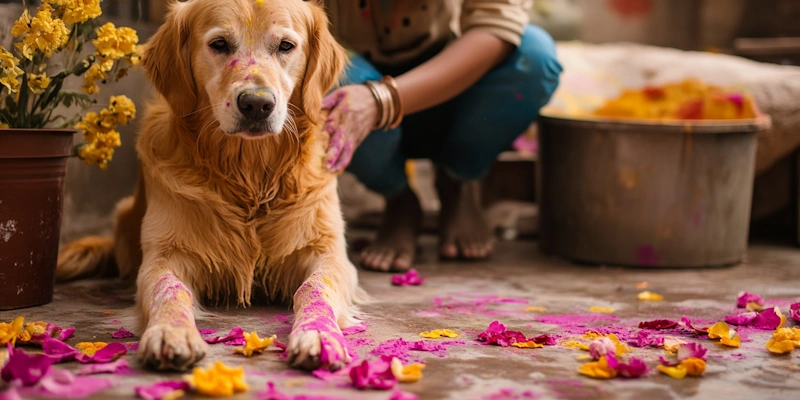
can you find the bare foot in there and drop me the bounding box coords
[436,167,494,259]
[359,187,422,271]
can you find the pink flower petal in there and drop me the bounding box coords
[530,334,555,346]
[391,269,425,286]
[638,319,678,330]
[736,292,764,308]
[477,321,528,347]
[37,369,113,398]
[724,307,783,330]
[135,381,190,400]
[589,337,616,359]
[389,391,419,400]
[198,329,217,336]
[30,323,73,345]
[1,344,55,386]
[681,317,710,334]
[41,338,79,363]
[791,303,800,323]
[59,327,76,342]
[256,382,292,400]
[676,343,707,361]
[204,327,245,344]
[607,354,650,378]
[76,342,127,364]
[0,386,23,400]
[78,358,131,375]
[111,327,135,339]
[659,355,679,367]
[631,331,664,348]
[349,357,397,390]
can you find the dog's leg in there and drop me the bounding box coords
[136,262,208,370]
[287,255,359,371]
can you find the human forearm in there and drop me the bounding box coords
[395,30,514,115]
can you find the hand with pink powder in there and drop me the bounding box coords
[321,85,380,172]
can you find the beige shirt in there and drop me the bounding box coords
[324,0,530,67]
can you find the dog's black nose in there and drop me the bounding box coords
[237,88,275,120]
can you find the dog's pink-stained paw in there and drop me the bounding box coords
[287,328,351,371]
[138,324,208,371]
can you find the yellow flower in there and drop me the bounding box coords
[657,358,706,379]
[511,341,544,349]
[93,23,139,65]
[0,123,9,129]
[657,364,687,379]
[0,317,25,345]
[186,361,248,397]
[577,356,618,379]
[50,0,102,25]
[76,342,108,356]
[82,64,106,95]
[589,306,614,314]
[390,358,425,383]
[11,10,31,38]
[680,358,706,376]
[107,95,137,125]
[637,291,664,301]
[708,322,741,348]
[234,332,276,357]
[17,321,48,343]
[607,333,629,355]
[1,46,25,94]
[419,329,460,339]
[765,327,800,354]
[28,73,51,94]
[17,4,70,60]
[524,306,547,312]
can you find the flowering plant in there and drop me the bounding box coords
[0,0,139,169]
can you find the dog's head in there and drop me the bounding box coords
[142,0,345,139]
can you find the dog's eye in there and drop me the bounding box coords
[209,38,230,54]
[278,41,295,53]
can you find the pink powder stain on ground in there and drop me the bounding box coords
[369,338,466,363]
[341,322,367,336]
[429,294,530,316]
[482,388,539,400]
[535,314,620,333]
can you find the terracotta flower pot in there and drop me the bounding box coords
[0,129,74,310]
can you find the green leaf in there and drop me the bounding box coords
[15,74,29,127]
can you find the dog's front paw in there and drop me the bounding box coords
[138,324,208,371]
[287,329,351,371]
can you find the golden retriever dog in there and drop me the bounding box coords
[56,0,365,371]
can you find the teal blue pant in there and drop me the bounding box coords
[344,25,562,196]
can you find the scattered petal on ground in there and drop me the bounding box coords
[186,361,248,397]
[391,269,425,286]
[135,380,190,400]
[111,327,135,339]
[419,329,460,339]
[637,291,664,301]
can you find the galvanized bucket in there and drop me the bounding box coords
[537,114,771,268]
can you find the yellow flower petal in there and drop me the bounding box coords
[75,342,107,356]
[589,306,614,314]
[657,364,688,379]
[419,329,460,339]
[390,358,425,383]
[0,317,25,345]
[524,306,547,312]
[708,322,740,347]
[234,332,276,357]
[637,291,664,301]
[578,356,618,379]
[607,333,630,355]
[17,321,47,343]
[679,358,706,376]
[511,341,544,349]
[563,340,590,351]
[187,361,248,397]
[765,327,800,354]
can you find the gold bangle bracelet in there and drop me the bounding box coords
[380,76,403,129]
[364,81,388,130]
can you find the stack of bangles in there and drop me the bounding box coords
[364,76,403,131]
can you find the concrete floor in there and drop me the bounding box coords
[2,234,800,400]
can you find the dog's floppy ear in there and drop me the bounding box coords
[300,3,346,124]
[142,2,196,117]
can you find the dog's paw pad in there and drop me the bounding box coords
[138,324,208,371]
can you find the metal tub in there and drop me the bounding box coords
[537,114,771,268]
